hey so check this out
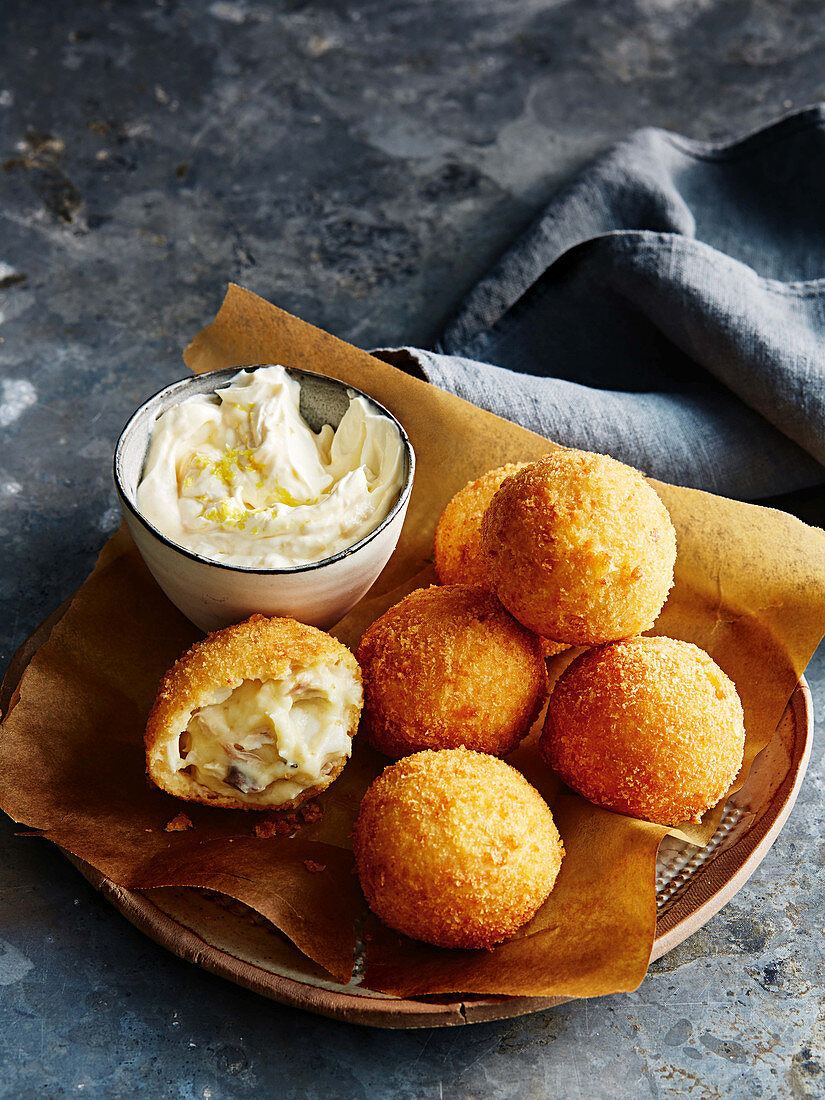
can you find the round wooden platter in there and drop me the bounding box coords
[0,609,814,1029]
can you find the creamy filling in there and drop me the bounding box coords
[135,364,405,568]
[167,663,360,805]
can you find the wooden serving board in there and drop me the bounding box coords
[0,607,813,1029]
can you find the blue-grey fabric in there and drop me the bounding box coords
[400,106,825,500]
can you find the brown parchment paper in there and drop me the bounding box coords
[1,283,824,1000]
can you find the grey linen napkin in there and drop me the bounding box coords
[383,106,825,501]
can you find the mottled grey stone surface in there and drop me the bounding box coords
[0,1,824,1096]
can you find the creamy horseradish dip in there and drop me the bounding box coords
[136,365,405,568]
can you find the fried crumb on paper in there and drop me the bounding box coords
[164,812,194,832]
[253,801,324,839]
[303,860,326,873]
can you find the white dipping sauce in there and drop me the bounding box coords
[136,365,405,568]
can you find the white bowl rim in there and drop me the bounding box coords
[113,364,416,576]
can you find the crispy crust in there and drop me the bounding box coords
[353,748,564,949]
[356,585,548,759]
[434,463,527,588]
[434,463,568,659]
[481,449,677,645]
[541,636,745,825]
[145,614,362,811]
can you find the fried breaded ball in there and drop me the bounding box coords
[481,449,677,645]
[541,636,745,825]
[146,614,362,811]
[356,585,548,759]
[434,462,568,658]
[435,463,528,587]
[353,748,564,949]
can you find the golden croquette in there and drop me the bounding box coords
[541,636,745,825]
[353,748,564,949]
[433,463,568,658]
[356,585,548,759]
[480,449,677,645]
[434,463,528,588]
[145,614,362,811]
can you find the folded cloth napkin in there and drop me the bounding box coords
[384,105,825,501]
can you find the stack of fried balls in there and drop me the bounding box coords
[353,447,746,950]
[146,447,746,953]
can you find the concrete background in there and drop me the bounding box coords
[0,1,823,1096]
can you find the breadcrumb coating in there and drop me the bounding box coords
[434,462,568,658]
[481,449,677,645]
[435,463,527,588]
[356,585,548,759]
[353,748,564,949]
[541,636,745,825]
[145,614,362,811]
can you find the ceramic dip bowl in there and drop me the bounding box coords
[114,366,415,633]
